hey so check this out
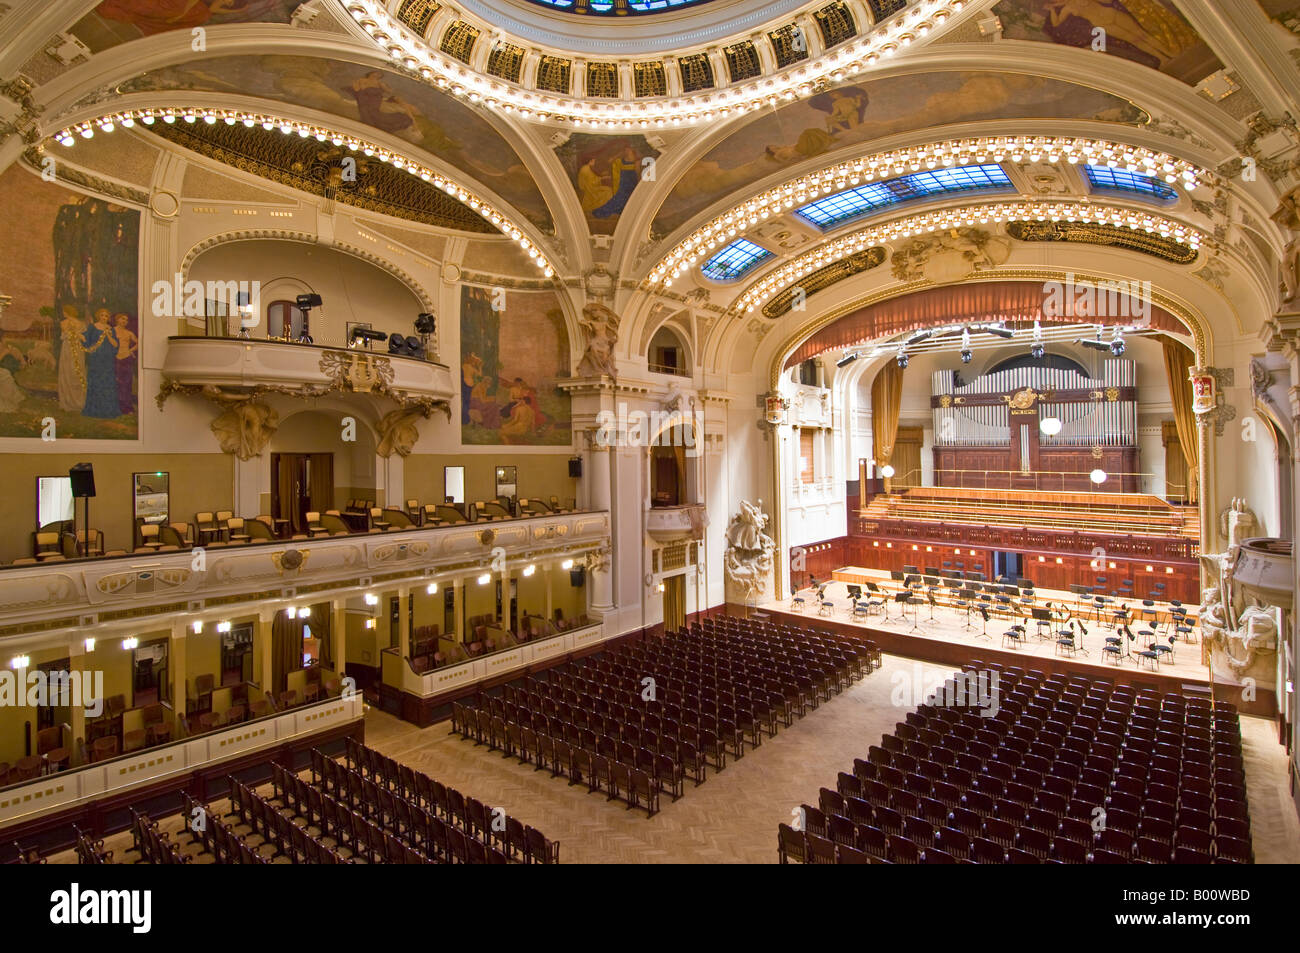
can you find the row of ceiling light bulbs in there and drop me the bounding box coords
[734,202,1203,312]
[345,0,966,127]
[51,108,554,278]
[837,320,1132,370]
[652,137,1205,284]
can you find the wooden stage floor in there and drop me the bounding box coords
[760,568,1210,691]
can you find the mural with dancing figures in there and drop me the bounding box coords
[0,165,141,439]
[460,287,571,446]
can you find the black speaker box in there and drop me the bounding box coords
[568,457,582,478]
[570,568,585,587]
[69,463,96,498]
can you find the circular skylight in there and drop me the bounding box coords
[526,0,717,12]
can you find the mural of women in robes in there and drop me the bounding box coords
[81,309,121,419]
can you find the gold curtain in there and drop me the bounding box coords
[871,361,905,483]
[1161,336,1199,503]
[663,575,686,634]
[270,611,304,698]
[313,602,332,670]
[891,427,924,489]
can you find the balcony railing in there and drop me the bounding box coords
[160,336,454,406]
[646,504,707,542]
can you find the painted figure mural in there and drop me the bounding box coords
[0,166,140,439]
[994,0,1219,81]
[73,0,301,51]
[460,287,571,446]
[556,134,661,235]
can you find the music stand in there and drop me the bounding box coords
[1029,607,1054,640]
[896,591,921,634]
[925,589,940,624]
[974,606,992,641]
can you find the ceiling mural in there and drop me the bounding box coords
[71,0,302,54]
[553,133,661,236]
[993,0,1222,84]
[651,71,1148,237]
[111,55,555,232]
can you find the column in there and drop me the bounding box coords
[453,576,464,643]
[397,584,411,658]
[545,566,554,623]
[503,570,514,632]
[67,639,87,764]
[255,607,275,699]
[589,444,614,612]
[331,599,347,678]
[169,620,187,724]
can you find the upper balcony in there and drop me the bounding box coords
[646,504,708,543]
[160,336,454,408]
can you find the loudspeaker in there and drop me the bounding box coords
[570,568,585,587]
[69,463,96,498]
[568,457,582,478]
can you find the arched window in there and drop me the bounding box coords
[648,325,690,376]
[985,353,1090,378]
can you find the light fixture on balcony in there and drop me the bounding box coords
[122,637,139,650]
[880,465,895,478]
[299,606,311,619]
[477,573,491,585]
[426,582,438,595]
[217,621,232,633]
[364,593,379,606]
[10,655,29,669]
[561,559,574,570]
[84,638,95,652]
[1039,416,1063,436]
[287,606,297,619]
[1089,468,1108,484]
[192,620,203,634]
[365,618,376,629]
[523,564,536,576]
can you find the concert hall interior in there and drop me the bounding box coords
[0,0,1299,870]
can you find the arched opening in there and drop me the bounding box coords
[648,324,690,376]
[650,421,697,507]
[269,410,376,534]
[266,299,308,341]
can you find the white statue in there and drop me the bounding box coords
[724,499,775,600]
[1206,604,1280,680]
[576,302,620,379]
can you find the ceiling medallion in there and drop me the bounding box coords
[342,0,970,127]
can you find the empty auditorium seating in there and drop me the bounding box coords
[779,664,1251,864]
[455,617,880,815]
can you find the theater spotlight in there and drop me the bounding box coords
[896,347,909,369]
[1109,328,1126,356]
[836,351,859,368]
[1030,341,1045,359]
[960,328,973,363]
[415,311,437,360]
[293,293,322,344]
[349,326,389,350]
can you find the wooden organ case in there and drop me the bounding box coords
[931,360,1139,493]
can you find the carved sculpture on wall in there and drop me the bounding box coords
[376,405,428,457]
[891,227,1010,283]
[576,302,620,379]
[1270,183,1300,305]
[723,499,775,601]
[1205,605,1280,679]
[204,387,278,460]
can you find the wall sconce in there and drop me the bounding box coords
[287,606,297,619]
[217,621,232,633]
[10,655,29,669]
[477,573,491,585]
[523,564,536,577]
[122,637,139,650]
[561,559,574,570]
[426,582,438,594]
[364,593,379,606]
[657,582,665,592]
[192,620,203,634]
[365,618,376,629]
[1165,567,1174,574]
[84,638,95,652]
[299,606,311,618]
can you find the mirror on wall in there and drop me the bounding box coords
[495,466,517,508]
[444,465,465,504]
[133,472,170,524]
[36,476,74,533]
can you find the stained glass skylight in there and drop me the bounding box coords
[794,164,1015,230]
[701,238,773,282]
[526,0,716,13]
[1083,165,1179,203]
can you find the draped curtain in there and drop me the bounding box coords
[785,281,1187,369]
[270,611,305,697]
[871,361,904,479]
[1161,335,1199,504]
[663,575,686,634]
[313,603,333,670]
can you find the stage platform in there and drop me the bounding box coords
[758,567,1211,694]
